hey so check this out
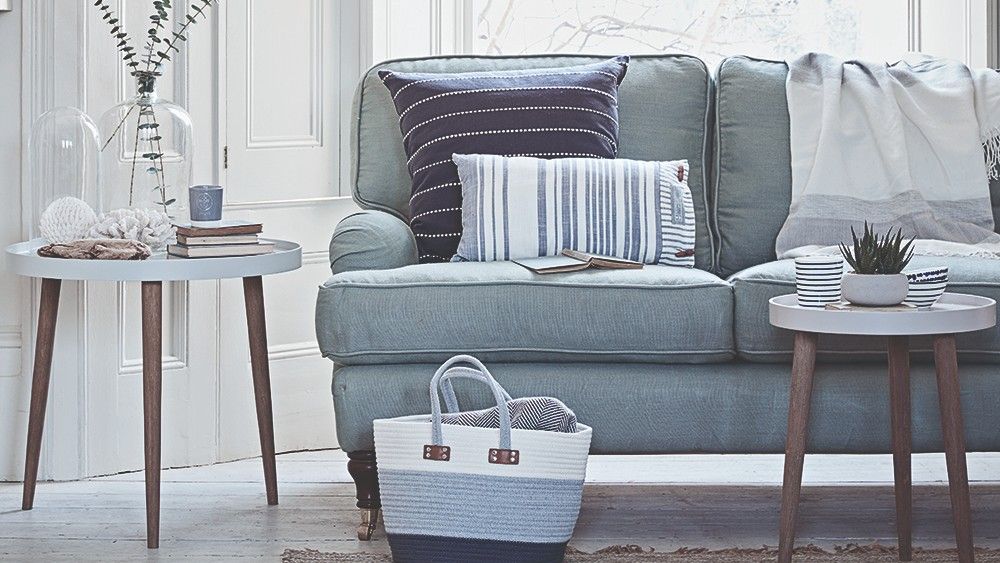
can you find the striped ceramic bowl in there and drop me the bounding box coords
[904,267,949,308]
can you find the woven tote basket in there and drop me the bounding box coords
[373,355,593,563]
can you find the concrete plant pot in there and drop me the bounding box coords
[841,272,909,306]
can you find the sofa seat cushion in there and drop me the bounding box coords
[317,262,734,365]
[731,256,1000,362]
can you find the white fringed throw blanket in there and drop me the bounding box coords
[776,52,1000,259]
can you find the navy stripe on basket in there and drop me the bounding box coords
[379,57,628,263]
[387,534,568,563]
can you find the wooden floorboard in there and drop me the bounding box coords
[2,450,999,561]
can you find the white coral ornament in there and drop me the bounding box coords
[89,207,176,250]
[39,197,99,243]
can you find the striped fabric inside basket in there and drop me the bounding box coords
[441,397,578,433]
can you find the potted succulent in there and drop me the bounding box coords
[839,222,915,306]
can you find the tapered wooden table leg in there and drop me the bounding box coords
[888,336,912,561]
[141,281,163,549]
[933,334,974,563]
[778,331,818,563]
[244,275,278,505]
[21,278,61,511]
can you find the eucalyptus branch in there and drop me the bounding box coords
[152,0,214,68]
[101,103,138,151]
[94,0,138,70]
[127,113,143,207]
[142,0,171,75]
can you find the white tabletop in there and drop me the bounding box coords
[769,293,997,336]
[5,238,302,281]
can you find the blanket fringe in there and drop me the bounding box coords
[983,127,1000,180]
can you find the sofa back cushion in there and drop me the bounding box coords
[712,56,792,277]
[352,54,716,271]
[714,56,1000,277]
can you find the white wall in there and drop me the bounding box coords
[0,0,26,480]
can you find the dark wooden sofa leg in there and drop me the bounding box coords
[347,450,381,541]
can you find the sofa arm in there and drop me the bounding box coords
[329,210,418,275]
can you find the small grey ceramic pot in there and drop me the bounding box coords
[841,272,909,306]
[189,184,224,225]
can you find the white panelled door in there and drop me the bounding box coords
[220,0,362,459]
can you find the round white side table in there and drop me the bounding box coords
[769,293,996,563]
[5,238,302,549]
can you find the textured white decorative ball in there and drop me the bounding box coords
[39,197,98,243]
[89,207,176,250]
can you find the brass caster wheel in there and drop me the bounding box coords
[357,507,380,541]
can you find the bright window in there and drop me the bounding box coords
[372,0,988,68]
[470,0,909,66]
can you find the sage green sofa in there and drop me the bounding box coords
[315,54,1000,537]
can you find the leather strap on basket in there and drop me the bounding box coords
[489,448,519,465]
[423,445,451,462]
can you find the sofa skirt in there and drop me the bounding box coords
[332,361,1000,455]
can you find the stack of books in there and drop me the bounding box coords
[167,220,274,258]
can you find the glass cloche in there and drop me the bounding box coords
[98,70,193,222]
[28,106,101,242]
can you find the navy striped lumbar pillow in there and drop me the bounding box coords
[378,56,629,263]
[452,154,696,267]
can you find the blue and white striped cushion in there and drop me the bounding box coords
[452,154,696,266]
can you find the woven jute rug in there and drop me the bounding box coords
[282,544,1000,562]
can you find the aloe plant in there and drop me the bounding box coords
[839,222,915,275]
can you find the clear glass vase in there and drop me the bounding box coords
[28,106,101,242]
[98,71,193,221]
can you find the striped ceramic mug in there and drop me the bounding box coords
[794,256,844,308]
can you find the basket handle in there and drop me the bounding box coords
[438,366,514,413]
[429,355,513,451]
